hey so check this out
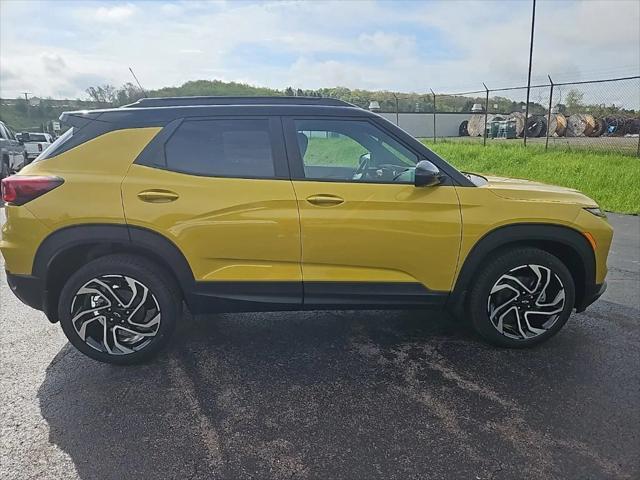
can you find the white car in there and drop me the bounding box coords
[20,132,53,162]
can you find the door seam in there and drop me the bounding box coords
[279,116,305,301]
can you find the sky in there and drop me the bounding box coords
[0,0,639,100]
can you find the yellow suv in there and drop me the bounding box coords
[0,97,612,364]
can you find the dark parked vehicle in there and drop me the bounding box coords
[0,121,27,179]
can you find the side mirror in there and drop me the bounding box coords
[414,160,442,187]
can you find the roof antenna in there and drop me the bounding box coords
[129,67,148,97]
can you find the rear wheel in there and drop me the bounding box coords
[58,254,181,364]
[467,248,575,348]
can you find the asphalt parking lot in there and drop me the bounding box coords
[1,212,638,480]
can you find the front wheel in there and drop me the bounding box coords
[58,254,181,364]
[467,248,575,348]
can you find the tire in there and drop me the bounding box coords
[466,248,575,348]
[1,156,9,179]
[58,254,181,365]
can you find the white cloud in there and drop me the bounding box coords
[0,0,637,102]
[41,53,67,74]
[358,32,416,58]
[94,3,137,22]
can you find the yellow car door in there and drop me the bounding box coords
[121,117,302,309]
[283,117,461,306]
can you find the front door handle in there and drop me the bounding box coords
[306,194,344,206]
[137,189,179,203]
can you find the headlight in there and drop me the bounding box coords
[584,207,606,218]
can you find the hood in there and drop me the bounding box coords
[483,175,598,207]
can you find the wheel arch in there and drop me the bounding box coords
[449,223,595,314]
[33,224,195,322]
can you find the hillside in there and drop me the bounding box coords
[1,78,547,132]
[0,98,108,132]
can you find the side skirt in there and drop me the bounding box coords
[187,281,448,314]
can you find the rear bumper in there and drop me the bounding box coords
[576,281,607,312]
[5,271,44,311]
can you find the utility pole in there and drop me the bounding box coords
[545,75,554,151]
[523,0,537,146]
[21,92,32,118]
[483,83,489,146]
[430,89,436,143]
[392,93,399,125]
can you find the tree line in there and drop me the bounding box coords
[2,78,634,132]
[84,79,551,113]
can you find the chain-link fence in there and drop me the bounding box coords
[376,75,640,156]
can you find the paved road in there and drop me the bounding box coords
[1,213,638,480]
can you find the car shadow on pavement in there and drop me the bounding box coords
[37,309,635,480]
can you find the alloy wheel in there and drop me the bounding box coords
[487,264,565,340]
[69,274,161,355]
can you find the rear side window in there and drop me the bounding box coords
[164,119,275,178]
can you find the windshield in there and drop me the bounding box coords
[34,128,74,162]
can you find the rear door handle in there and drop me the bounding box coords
[306,194,344,206]
[137,189,179,203]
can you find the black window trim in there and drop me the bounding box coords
[135,115,290,181]
[281,116,455,186]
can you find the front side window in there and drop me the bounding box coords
[294,119,418,183]
[165,119,275,178]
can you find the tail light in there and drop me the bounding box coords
[38,143,43,152]
[1,176,64,206]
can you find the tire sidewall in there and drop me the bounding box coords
[468,248,576,348]
[58,256,180,365]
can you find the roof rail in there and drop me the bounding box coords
[122,96,355,108]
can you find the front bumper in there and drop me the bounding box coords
[5,271,44,311]
[576,281,607,312]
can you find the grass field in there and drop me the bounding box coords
[423,140,640,214]
[304,136,639,213]
[306,136,364,167]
